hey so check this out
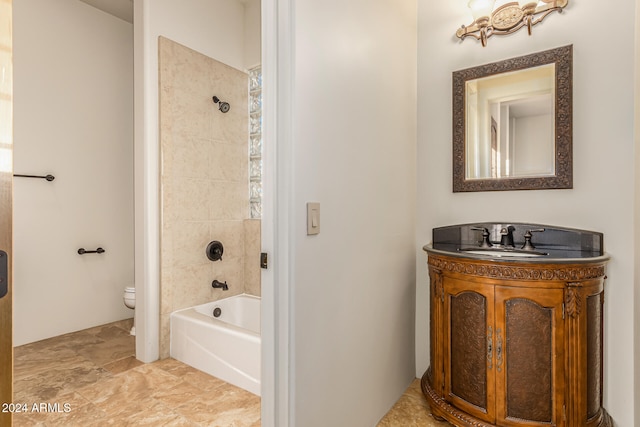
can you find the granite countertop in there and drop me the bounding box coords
[426,222,609,264]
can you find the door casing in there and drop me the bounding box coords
[0,1,14,425]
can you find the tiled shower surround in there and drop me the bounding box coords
[158,37,261,358]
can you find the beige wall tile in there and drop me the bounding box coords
[166,93,215,141]
[208,221,245,261]
[159,37,260,355]
[160,267,173,315]
[209,181,249,220]
[209,141,248,182]
[244,219,261,297]
[169,136,212,179]
[211,108,248,143]
[172,221,210,268]
[171,264,217,311]
[159,314,171,359]
[167,177,212,222]
[160,221,174,273]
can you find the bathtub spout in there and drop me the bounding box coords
[212,280,229,291]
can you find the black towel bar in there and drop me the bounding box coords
[78,247,105,255]
[14,174,55,181]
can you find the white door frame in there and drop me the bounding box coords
[260,0,294,425]
[133,0,295,425]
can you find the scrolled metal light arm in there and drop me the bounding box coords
[456,0,568,47]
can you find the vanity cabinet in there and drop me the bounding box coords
[423,252,611,427]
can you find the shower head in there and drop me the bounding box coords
[212,96,231,113]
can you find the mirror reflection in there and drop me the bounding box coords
[452,45,573,192]
[466,64,555,180]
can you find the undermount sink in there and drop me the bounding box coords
[458,247,548,257]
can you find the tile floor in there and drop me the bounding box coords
[12,319,449,426]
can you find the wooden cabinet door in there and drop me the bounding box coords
[494,286,565,427]
[443,277,496,424]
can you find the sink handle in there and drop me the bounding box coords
[522,228,545,251]
[471,227,493,248]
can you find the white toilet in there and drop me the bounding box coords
[123,287,136,336]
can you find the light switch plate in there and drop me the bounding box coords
[307,202,320,235]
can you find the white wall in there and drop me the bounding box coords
[513,113,554,176]
[417,2,636,425]
[13,0,134,345]
[244,0,262,69]
[289,0,417,425]
[134,0,258,361]
[635,0,640,420]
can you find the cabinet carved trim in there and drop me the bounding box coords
[430,267,443,301]
[428,256,606,281]
[422,370,496,427]
[565,283,583,318]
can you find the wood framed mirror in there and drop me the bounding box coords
[452,45,573,192]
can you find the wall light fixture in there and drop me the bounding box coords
[457,0,568,47]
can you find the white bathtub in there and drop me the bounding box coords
[170,294,261,395]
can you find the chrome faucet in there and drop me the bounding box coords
[500,226,516,248]
[212,280,229,291]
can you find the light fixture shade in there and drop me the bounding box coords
[468,0,496,20]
